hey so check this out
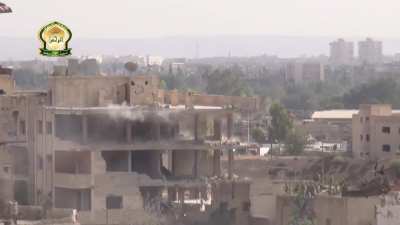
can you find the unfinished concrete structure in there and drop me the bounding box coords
[0,92,48,205]
[0,65,48,206]
[16,71,258,225]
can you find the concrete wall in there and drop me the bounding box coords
[276,195,379,225]
[0,74,15,95]
[211,180,251,225]
[376,195,400,225]
[48,76,129,107]
[128,75,159,105]
[164,90,260,111]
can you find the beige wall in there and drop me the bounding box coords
[276,195,379,225]
[48,76,129,107]
[0,75,15,95]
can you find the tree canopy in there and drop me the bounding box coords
[342,78,400,108]
[124,61,138,74]
[268,102,293,143]
[206,67,252,97]
[285,129,307,155]
[251,127,266,143]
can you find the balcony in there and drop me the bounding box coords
[54,173,92,189]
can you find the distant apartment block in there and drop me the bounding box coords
[352,104,400,159]
[358,38,383,65]
[284,61,325,84]
[329,39,354,65]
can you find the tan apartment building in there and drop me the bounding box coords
[329,39,354,66]
[0,66,261,224]
[358,38,383,65]
[352,104,400,159]
[284,61,325,84]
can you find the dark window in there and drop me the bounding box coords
[46,121,52,135]
[242,201,251,212]
[366,117,369,122]
[382,145,391,152]
[326,218,331,225]
[38,120,43,134]
[366,134,370,142]
[12,111,18,123]
[3,166,10,174]
[382,127,391,134]
[37,156,43,170]
[20,120,26,135]
[360,135,363,141]
[106,195,123,209]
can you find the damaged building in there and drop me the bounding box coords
[0,66,47,206]
[1,67,261,225]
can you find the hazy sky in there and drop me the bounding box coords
[1,0,400,39]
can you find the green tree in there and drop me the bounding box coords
[206,67,252,96]
[159,80,167,89]
[285,129,307,155]
[251,127,266,143]
[268,103,293,155]
[124,61,138,75]
[342,78,400,108]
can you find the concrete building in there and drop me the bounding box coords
[284,61,325,84]
[329,39,354,65]
[358,38,383,65]
[63,58,100,76]
[0,65,15,95]
[352,104,400,159]
[0,66,48,206]
[0,67,261,224]
[276,195,380,225]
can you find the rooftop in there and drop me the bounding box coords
[312,109,400,120]
[311,110,358,120]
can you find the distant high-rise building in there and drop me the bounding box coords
[358,38,383,65]
[285,61,325,84]
[329,39,354,65]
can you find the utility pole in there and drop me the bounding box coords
[247,110,250,144]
